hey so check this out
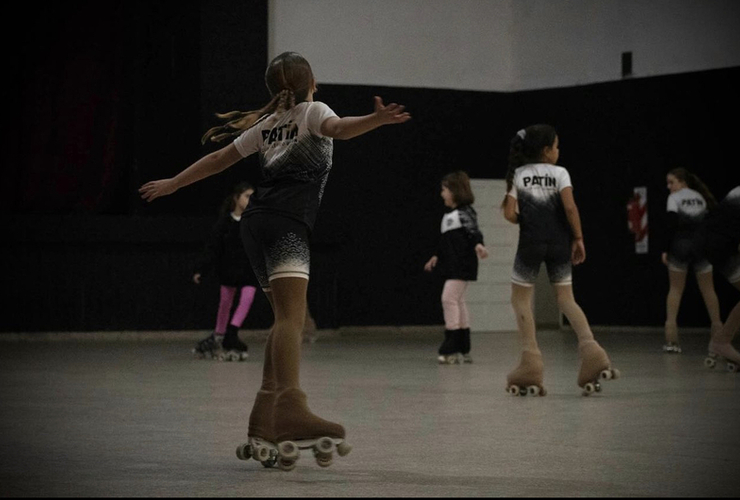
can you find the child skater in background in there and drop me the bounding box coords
[424,171,488,364]
[192,181,258,361]
[140,51,411,470]
[661,168,722,353]
[501,124,620,397]
[701,185,740,371]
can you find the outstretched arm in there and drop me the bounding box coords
[320,96,411,140]
[503,194,519,224]
[139,143,243,202]
[560,187,586,265]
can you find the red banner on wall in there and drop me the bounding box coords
[627,187,648,254]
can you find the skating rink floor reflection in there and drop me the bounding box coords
[1,327,738,497]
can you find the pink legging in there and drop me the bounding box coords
[215,285,257,334]
[442,279,470,330]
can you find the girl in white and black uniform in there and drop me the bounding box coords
[424,171,488,364]
[661,168,722,353]
[140,52,411,469]
[501,124,619,397]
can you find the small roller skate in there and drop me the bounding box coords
[506,350,546,396]
[437,329,462,364]
[192,333,222,360]
[460,328,473,364]
[662,342,682,354]
[217,325,248,361]
[272,388,351,471]
[578,340,621,396]
[663,324,681,353]
[704,340,740,373]
[218,331,248,361]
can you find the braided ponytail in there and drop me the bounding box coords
[201,51,314,145]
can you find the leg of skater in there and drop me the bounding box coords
[506,284,546,396]
[222,285,257,360]
[695,269,723,338]
[664,269,687,352]
[457,283,473,363]
[268,277,348,467]
[438,280,466,364]
[194,285,236,359]
[707,280,740,370]
[554,284,619,394]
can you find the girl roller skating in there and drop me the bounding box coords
[424,171,488,364]
[501,124,620,397]
[140,51,411,469]
[192,182,258,362]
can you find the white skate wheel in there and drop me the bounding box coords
[704,357,716,369]
[315,453,333,467]
[278,458,296,471]
[315,437,336,454]
[600,370,613,380]
[254,444,271,462]
[612,368,621,379]
[583,382,596,395]
[508,385,520,396]
[336,441,352,457]
[727,362,738,373]
[236,443,251,460]
[277,441,300,461]
[527,385,541,396]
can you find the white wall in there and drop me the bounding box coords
[269,0,740,91]
[467,180,518,332]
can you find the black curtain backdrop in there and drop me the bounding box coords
[3,1,739,332]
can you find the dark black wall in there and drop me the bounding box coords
[4,2,739,332]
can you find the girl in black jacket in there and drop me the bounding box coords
[424,171,488,363]
[192,182,259,361]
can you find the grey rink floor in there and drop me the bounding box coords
[1,328,739,498]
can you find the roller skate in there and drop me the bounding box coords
[460,328,473,364]
[506,350,546,396]
[662,342,682,353]
[270,388,351,471]
[662,323,681,353]
[218,325,248,361]
[437,329,462,364]
[578,340,621,396]
[236,390,278,468]
[704,340,740,373]
[192,333,222,360]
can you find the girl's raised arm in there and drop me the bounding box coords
[139,143,243,202]
[320,96,411,140]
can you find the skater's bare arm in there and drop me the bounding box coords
[560,187,584,240]
[560,187,586,264]
[320,96,411,140]
[139,143,243,202]
[424,256,438,272]
[503,194,518,224]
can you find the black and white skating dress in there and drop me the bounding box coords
[508,163,573,286]
[436,204,484,282]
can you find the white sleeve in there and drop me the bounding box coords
[666,193,679,213]
[557,167,572,191]
[232,125,263,158]
[306,102,338,137]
